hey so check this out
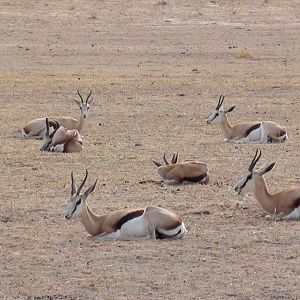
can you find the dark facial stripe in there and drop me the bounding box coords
[210,113,219,122]
[239,174,252,191]
[70,200,81,217]
[113,210,144,231]
[245,123,261,137]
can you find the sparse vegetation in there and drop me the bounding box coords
[234,48,254,59]
[0,1,299,299]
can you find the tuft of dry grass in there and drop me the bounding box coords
[234,48,253,59]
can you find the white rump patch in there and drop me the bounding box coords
[157,222,187,239]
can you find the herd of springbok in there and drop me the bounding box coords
[22,92,300,241]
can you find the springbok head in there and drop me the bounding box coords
[73,90,94,119]
[40,118,59,151]
[64,170,98,220]
[207,95,236,124]
[152,152,179,168]
[234,149,276,196]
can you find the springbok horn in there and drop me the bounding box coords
[163,153,170,165]
[77,169,88,195]
[71,172,76,195]
[49,121,60,138]
[86,90,92,103]
[216,95,225,110]
[77,89,84,104]
[171,152,178,164]
[45,118,50,137]
[249,149,262,171]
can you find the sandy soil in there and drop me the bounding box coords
[0,1,299,299]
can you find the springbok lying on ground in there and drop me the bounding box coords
[64,170,187,240]
[234,149,300,220]
[152,153,209,184]
[22,90,94,139]
[40,118,83,153]
[207,95,288,143]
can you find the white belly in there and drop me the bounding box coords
[119,215,148,238]
[247,126,262,141]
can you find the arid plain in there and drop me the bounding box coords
[0,1,299,299]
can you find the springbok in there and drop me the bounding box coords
[64,170,187,240]
[234,149,300,220]
[152,153,209,184]
[22,90,94,139]
[207,95,288,143]
[40,118,83,153]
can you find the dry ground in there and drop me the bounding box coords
[0,1,299,299]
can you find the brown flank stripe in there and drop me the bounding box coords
[184,173,207,183]
[113,209,144,230]
[245,123,261,137]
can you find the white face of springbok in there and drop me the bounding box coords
[40,118,60,151]
[234,149,276,196]
[73,90,94,119]
[64,170,98,220]
[207,95,236,124]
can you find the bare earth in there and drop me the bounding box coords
[0,1,299,299]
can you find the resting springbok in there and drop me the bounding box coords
[64,170,187,240]
[207,95,288,143]
[40,118,83,153]
[22,90,94,139]
[152,153,209,184]
[234,149,300,220]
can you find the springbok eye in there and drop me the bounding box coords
[215,112,219,116]
[87,107,90,110]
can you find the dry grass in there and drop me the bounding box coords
[1,1,300,299]
[234,48,254,59]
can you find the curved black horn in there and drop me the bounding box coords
[76,169,88,195]
[171,152,178,164]
[49,121,60,138]
[77,89,84,103]
[249,149,262,171]
[86,90,92,103]
[163,153,169,165]
[216,95,225,110]
[45,118,50,137]
[71,172,76,195]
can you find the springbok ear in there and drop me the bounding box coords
[83,179,98,199]
[225,106,236,114]
[258,162,276,176]
[152,160,162,167]
[73,100,81,107]
[87,97,94,104]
